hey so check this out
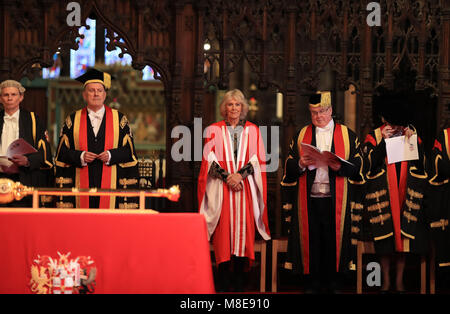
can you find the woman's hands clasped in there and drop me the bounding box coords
[226,173,243,192]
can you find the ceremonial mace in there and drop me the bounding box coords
[0,178,180,209]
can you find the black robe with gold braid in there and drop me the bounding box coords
[280,122,362,274]
[0,109,53,207]
[427,128,450,267]
[363,125,428,255]
[55,107,139,209]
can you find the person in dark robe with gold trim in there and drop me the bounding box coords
[427,124,450,269]
[0,80,53,207]
[55,69,139,209]
[281,91,362,293]
[362,92,428,293]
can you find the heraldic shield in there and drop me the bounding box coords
[30,252,96,294]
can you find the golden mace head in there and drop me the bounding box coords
[0,178,33,204]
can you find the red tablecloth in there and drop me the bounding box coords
[0,209,215,294]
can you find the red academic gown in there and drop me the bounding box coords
[281,123,361,274]
[198,120,270,265]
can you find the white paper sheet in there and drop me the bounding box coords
[385,134,419,164]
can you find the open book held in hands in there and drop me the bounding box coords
[0,138,37,173]
[300,142,354,170]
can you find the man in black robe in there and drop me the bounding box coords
[55,69,139,209]
[428,123,450,269]
[363,92,428,293]
[0,80,53,207]
[281,92,362,293]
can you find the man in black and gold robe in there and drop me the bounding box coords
[362,92,428,293]
[55,69,139,209]
[428,126,450,268]
[0,80,53,207]
[281,92,363,293]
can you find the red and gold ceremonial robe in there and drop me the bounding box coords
[198,120,270,265]
[281,123,362,274]
[363,124,428,254]
[55,106,139,209]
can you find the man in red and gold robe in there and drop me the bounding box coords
[55,69,139,209]
[281,92,363,293]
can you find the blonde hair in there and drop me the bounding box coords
[219,89,249,119]
[0,80,26,94]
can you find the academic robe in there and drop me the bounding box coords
[0,109,53,206]
[281,122,362,274]
[198,120,270,265]
[363,125,428,254]
[55,106,139,209]
[427,128,450,266]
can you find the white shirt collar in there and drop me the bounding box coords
[316,119,334,133]
[87,105,105,118]
[4,109,20,122]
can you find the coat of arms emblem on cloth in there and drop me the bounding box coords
[30,252,96,294]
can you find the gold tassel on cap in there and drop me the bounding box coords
[309,91,331,108]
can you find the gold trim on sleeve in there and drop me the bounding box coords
[369,213,391,225]
[405,199,420,211]
[30,111,36,146]
[55,177,73,185]
[407,188,423,199]
[401,229,415,240]
[430,219,448,231]
[374,232,393,241]
[367,201,389,213]
[403,211,417,223]
[118,134,138,168]
[366,189,387,202]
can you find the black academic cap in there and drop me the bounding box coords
[304,91,331,107]
[376,92,410,127]
[75,68,112,90]
[309,94,321,105]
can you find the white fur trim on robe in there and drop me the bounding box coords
[248,154,271,240]
[199,151,223,240]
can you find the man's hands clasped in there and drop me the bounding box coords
[83,151,110,164]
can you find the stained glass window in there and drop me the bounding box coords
[42,52,62,79]
[142,65,158,81]
[70,18,96,78]
[104,31,158,81]
[105,33,133,66]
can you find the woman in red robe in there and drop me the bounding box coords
[198,89,270,292]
